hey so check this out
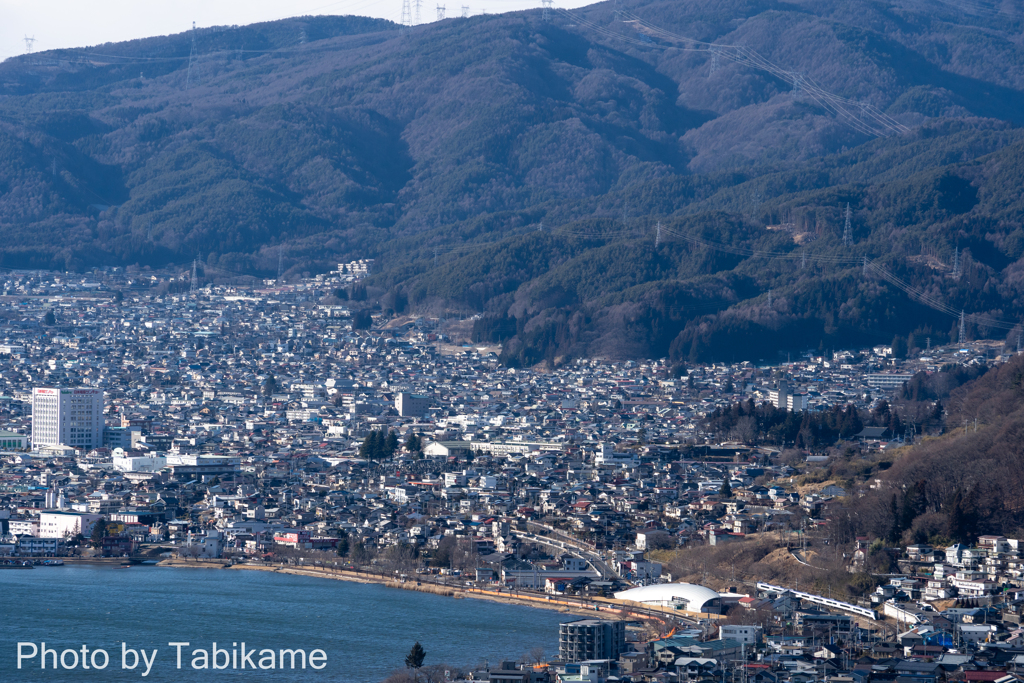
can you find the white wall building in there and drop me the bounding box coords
[31,387,104,451]
[38,511,102,539]
[112,454,167,473]
[396,392,432,418]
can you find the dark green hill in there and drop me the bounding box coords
[3,1,1024,361]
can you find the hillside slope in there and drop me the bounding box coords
[2,1,1024,360]
[850,352,1024,545]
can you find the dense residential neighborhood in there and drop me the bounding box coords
[0,265,1021,683]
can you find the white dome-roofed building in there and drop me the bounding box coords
[614,583,723,614]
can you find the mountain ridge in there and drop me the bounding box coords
[3,1,1024,362]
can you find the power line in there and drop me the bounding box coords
[568,8,910,139]
[842,203,852,247]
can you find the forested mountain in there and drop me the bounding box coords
[3,1,1024,363]
[849,352,1024,545]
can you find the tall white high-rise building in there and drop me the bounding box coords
[32,387,104,451]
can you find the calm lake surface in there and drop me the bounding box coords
[1,565,566,682]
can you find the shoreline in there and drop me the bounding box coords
[154,559,660,621]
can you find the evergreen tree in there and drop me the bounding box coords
[90,517,107,548]
[337,534,350,557]
[405,641,426,669]
[43,310,56,326]
[404,432,421,453]
[719,479,732,498]
[385,431,399,458]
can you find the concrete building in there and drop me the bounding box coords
[0,431,27,449]
[559,619,625,663]
[396,392,432,418]
[38,510,101,539]
[31,387,104,451]
[769,382,809,411]
[866,373,913,390]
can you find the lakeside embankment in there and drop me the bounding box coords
[155,558,714,625]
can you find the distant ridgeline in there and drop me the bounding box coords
[3,1,1024,362]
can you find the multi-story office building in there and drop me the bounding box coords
[31,387,104,451]
[396,392,432,418]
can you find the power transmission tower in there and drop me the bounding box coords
[542,0,553,21]
[842,202,852,246]
[437,4,446,19]
[277,250,284,282]
[655,221,662,247]
[461,5,470,17]
[415,0,423,24]
[708,46,719,76]
[801,252,807,269]
[186,22,200,90]
[1018,329,1022,355]
[863,256,868,277]
[190,259,199,297]
[23,35,36,53]
[792,72,805,92]
[926,337,931,351]
[952,246,960,279]
[959,310,966,346]
[767,289,772,308]
[401,0,412,28]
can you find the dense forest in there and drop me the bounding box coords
[3,1,1024,362]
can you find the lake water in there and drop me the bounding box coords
[1,565,566,682]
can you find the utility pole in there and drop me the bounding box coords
[437,4,446,19]
[842,202,852,246]
[959,310,966,346]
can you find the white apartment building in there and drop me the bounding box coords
[31,387,104,451]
